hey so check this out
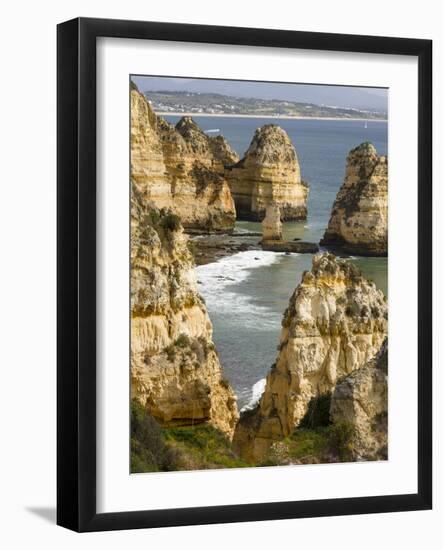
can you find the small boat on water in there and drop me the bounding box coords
[205,128,220,133]
[364,121,368,128]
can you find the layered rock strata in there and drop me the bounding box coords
[321,142,388,256]
[131,89,237,232]
[226,124,309,221]
[130,186,239,438]
[331,339,388,460]
[234,253,387,461]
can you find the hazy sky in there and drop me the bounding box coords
[131,75,388,112]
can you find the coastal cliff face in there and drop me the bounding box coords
[226,124,309,221]
[234,253,387,461]
[130,186,239,438]
[131,89,236,233]
[331,339,388,460]
[321,142,388,256]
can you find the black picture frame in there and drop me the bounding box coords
[57,17,432,532]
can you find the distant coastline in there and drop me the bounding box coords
[157,111,387,122]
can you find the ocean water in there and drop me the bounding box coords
[168,116,388,408]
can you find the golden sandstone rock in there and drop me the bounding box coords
[331,339,388,460]
[131,89,237,233]
[261,203,283,242]
[321,142,388,256]
[226,124,309,221]
[130,187,238,438]
[130,88,387,460]
[234,253,387,461]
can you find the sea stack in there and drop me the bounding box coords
[321,142,388,256]
[130,186,239,438]
[234,253,387,461]
[131,88,237,233]
[226,124,309,221]
[261,203,283,242]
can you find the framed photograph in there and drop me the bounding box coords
[57,17,432,532]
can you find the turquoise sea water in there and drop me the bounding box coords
[167,116,388,408]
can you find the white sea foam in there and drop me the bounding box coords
[196,250,281,289]
[195,250,285,323]
[240,378,267,412]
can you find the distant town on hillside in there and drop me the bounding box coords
[142,90,387,120]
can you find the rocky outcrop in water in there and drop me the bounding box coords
[226,124,309,221]
[234,253,387,461]
[131,89,237,233]
[130,186,239,438]
[260,202,319,253]
[321,142,388,256]
[330,339,388,460]
[261,203,283,242]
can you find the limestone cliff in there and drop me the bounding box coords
[131,89,236,233]
[226,124,309,221]
[130,186,239,438]
[331,339,388,460]
[175,116,240,170]
[321,142,388,256]
[234,253,387,461]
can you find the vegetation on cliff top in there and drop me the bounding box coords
[131,399,249,473]
[132,393,357,473]
[259,396,356,466]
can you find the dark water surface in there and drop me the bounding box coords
[166,116,388,408]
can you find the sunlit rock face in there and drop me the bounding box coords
[234,253,387,461]
[130,186,238,438]
[226,124,309,221]
[175,116,240,171]
[321,142,388,256]
[131,89,237,233]
[331,339,388,460]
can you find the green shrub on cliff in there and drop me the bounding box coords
[131,401,248,472]
[175,333,191,348]
[160,212,181,232]
[162,425,249,470]
[130,399,178,472]
[290,428,331,460]
[328,421,355,461]
[260,420,357,466]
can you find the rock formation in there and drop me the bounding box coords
[234,253,387,461]
[175,116,240,170]
[226,124,309,221]
[331,339,388,460]
[261,203,283,242]
[260,202,319,253]
[131,89,237,233]
[130,185,239,438]
[321,142,388,256]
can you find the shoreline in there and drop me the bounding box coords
[190,232,261,266]
[157,111,387,122]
